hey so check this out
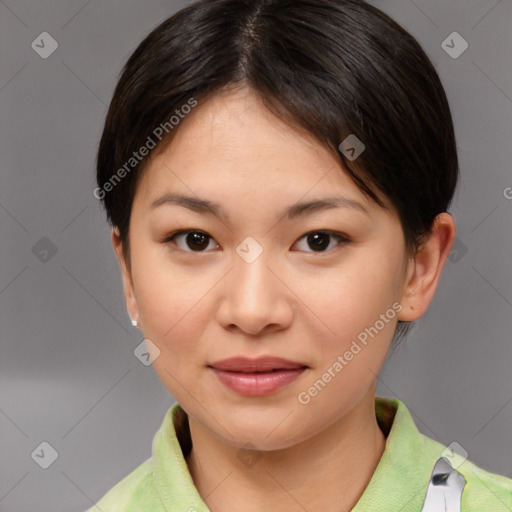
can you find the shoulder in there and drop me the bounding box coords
[457,457,512,511]
[418,433,512,511]
[84,457,163,512]
[421,435,512,512]
[389,398,512,511]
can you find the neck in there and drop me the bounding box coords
[185,389,387,512]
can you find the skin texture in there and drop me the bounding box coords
[111,86,456,512]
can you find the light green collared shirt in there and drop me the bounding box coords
[86,397,512,511]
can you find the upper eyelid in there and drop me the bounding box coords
[164,229,350,249]
[166,228,348,239]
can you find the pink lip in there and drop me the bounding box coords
[208,356,308,396]
[209,356,307,372]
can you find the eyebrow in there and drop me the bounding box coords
[150,192,369,221]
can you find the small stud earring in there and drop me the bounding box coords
[131,319,138,327]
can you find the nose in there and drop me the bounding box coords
[215,246,294,336]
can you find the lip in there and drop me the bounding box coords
[208,356,308,396]
[209,356,308,372]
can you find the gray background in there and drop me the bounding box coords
[0,0,511,510]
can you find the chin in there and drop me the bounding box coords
[217,416,307,451]
[226,433,301,453]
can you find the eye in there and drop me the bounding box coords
[162,229,350,254]
[163,230,219,252]
[293,230,350,253]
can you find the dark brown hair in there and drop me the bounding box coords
[96,0,459,344]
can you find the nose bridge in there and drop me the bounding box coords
[217,236,292,334]
[231,236,277,302]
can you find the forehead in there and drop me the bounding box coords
[135,87,391,218]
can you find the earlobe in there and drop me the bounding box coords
[398,213,456,322]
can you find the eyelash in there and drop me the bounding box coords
[161,229,351,254]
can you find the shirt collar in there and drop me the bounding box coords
[152,397,442,511]
[352,397,444,511]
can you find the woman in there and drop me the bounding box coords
[89,0,512,510]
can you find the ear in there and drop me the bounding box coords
[111,226,140,326]
[398,212,456,321]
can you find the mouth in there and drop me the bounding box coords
[208,356,309,373]
[207,356,309,396]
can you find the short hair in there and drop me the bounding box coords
[96,0,459,346]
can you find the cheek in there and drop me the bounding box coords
[137,272,209,398]
[303,259,396,330]
[131,250,211,353]
[296,251,402,368]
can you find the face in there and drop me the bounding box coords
[114,86,414,450]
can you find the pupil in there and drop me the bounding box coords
[308,232,329,251]
[187,232,208,250]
